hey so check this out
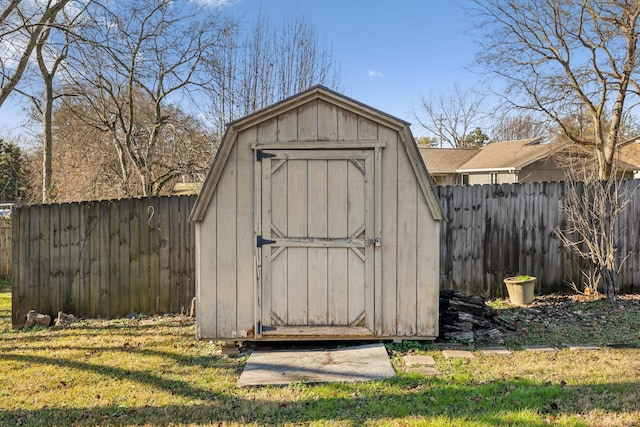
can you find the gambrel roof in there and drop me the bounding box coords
[190,85,444,222]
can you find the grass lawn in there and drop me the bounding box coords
[1,277,640,426]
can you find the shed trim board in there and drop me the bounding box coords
[191,86,442,342]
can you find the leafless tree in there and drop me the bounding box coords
[473,0,640,179]
[555,147,637,302]
[15,2,88,203]
[62,0,229,197]
[0,0,70,107]
[414,85,487,148]
[24,95,214,202]
[207,10,342,137]
[491,114,547,142]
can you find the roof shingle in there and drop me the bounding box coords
[457,137,568,172]
[419,147,480,174]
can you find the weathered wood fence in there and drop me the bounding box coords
[0,222,10,278]
[436,180,640,298]
[10,181,640,327]
[11,196,196,327]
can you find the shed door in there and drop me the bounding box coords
[256,148,378,336]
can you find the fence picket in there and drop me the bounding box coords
[8,182,640,328]
[0,223,11,278]
[10,196,197,327]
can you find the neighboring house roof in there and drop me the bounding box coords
[618,138,640,170]
[457,137,569,173]
[421,135,640,178]
[419,147,480,174]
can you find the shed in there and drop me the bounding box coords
[190,86,444,342]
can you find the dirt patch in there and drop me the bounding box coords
[495,293,640,348]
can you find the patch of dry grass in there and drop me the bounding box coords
[493,294,640,348]
[1,285,640,426]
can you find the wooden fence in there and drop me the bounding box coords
[11,196,196,327]
[0,222,10,278]
[436,180,640,298]
[10,181,640,327]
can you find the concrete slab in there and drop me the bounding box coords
[405,366,441,376]
[523,346,558,352]
[480,347,512,355]
[566,345,600,351]
[442,350,475,359]
[403,355,436,366]
[237,343,395,387]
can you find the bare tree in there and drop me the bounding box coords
[0,0,70,107]
[208,10,342,137]
[555,147,637,302]
[491,114,547,142]
[473,0,640,179]
[15,2,87,203]
[63,0,229,197]
[414,85,487,148]
[45,97,214,202]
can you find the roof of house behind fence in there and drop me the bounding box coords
[456,137,569,172]
[419,147,480,174]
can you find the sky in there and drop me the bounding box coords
[228,0,480,135]
[0,0,481,140]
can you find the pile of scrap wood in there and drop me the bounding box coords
[439,290,515,343]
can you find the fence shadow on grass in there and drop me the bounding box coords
[0,374,639,426]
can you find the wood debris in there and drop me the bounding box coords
[439,290,515,343]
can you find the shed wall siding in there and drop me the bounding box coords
[196,194,217,338]
[196,97,440,339]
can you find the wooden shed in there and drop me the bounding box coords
[190,86,444,343]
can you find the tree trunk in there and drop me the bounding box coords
[0,0,70,107]
[42,77,53,204]
[113,137,130,196]
[602,267,616,303]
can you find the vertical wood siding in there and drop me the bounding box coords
[436,181,640,297]
[196,97,441,339]
[15,168,640,330]
[0,223,10,278]
[11,196,196,328]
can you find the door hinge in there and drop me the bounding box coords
[256,235,276,247]
[256,149,276,162]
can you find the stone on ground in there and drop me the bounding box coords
[522,346,558,352]
[442,349,475,359]
[479,347,512,355]
[402,355,436,366]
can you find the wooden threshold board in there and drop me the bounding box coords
[261,326,373,337]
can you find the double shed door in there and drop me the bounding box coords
[255,145,381,337]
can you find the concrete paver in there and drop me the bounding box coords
[566,345,600,351]
[479,347,512,355]
[238,343,395,387]
[522,346,558,352]
[406,366,441,375]
[442,349,475,359]
[402,355,436,366]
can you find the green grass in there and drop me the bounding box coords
[1,285,640,426]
